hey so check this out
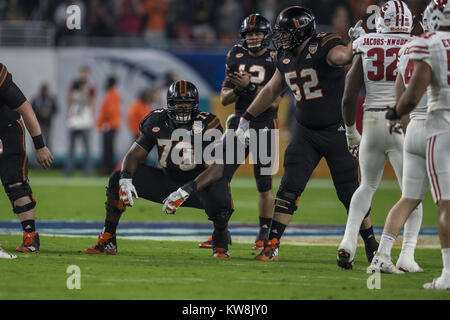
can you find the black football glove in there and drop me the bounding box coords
[385,106,400,120]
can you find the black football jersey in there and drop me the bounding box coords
[223,44,278,121]
[276,33,345,129]
[0,64,25,131]
[136,108,223,181]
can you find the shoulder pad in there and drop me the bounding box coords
[0,63,10,89]
[320,33,342,47]
[139,108,167,134]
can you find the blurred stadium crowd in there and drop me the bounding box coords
[0,0,429,46]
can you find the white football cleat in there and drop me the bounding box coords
[396,254,424,273]
[337,247,355,270]
[367,252,404,274]
[0,247,17,259]
[423,275,450,290]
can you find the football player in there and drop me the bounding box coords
[199,13,281,251]
[0,63,53,254]
[234,6,379,261]
[85,81,234,258]
[337,0,424,270]
[381,0,450,290]
[367,10,430,274]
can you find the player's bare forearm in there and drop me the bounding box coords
[327,42,354,67]
[397,60,431,117]
[220,87,236,106]
[194,163,224,191]
[341,54,363,126]
[394,73,410,131]
[15,101,42,137]
[121,142,149,176]
[246,69,286,117]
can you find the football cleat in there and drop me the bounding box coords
[396,254,424,273]
[0,247,17,259]
[199,232,232,249]
[16,231,40,253]
[367,252,404,274]
[337,248,354,270]
[252,240,264,250]
[423,275,450,290]
[85,232,118,255]
[212,247,230,258]
[254,238,279,261]
[198,236,214,249]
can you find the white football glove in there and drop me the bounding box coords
[235,116,250,145]
[163,187,190,214]
[348,20,365,42]
[119,178,138,207]
[345,124,361,159]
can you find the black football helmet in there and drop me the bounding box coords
[240,13,272,52]
[166,80,199,125]
[273,6,316,51]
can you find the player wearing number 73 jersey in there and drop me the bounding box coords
[236,6,379,261]
[338,0,424,270]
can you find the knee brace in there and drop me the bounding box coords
[209,210,233,229]
[4,181,36,214]
[256,175,272,193]
[106,170,121,200]
[274,187,300,215]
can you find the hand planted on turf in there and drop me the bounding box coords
[119,178,138,207]
[348,20,365,42]
[235,116,250,146]
[162,187,190,214]
[35,146,54,169]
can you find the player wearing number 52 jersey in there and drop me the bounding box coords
[198,14,280,251]
[385,0,450,290]
[85,81,235,258]
[235,6,379,261]
[338,0,423,271]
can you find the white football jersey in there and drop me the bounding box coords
[408,31,450,137]
[353,33,411,109]
[398,40,428,120]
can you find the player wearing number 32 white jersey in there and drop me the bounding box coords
[337,0,423,271]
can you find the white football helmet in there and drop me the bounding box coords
[423,0,450,31]
[376,0,412,33]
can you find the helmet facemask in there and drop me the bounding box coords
[167,100,197,126]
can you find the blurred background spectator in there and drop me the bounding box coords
[127,89,154,141]
[64,66,96,177]
[31,83,58,150]
[96,76,121,175]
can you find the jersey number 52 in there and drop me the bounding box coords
[284,69,323,101]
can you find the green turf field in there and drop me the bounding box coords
[0,169,448,300]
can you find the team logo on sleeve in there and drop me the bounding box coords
[192,122,203,134]
[308,43,318,54]
[235,53,244,58]
[282,58,290,64]
[152,126,160,132]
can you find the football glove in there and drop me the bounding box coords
[162,181,197,214]
[385,105,400,120]
[345,124,361,159]
[235,116,250,146]
[119,178,138,207]
[348,20,365,42]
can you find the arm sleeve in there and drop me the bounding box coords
[320,33,345,56]
[0,65,27,110]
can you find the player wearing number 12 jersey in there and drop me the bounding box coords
[235,6,379,261]
[338,0,423,270]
